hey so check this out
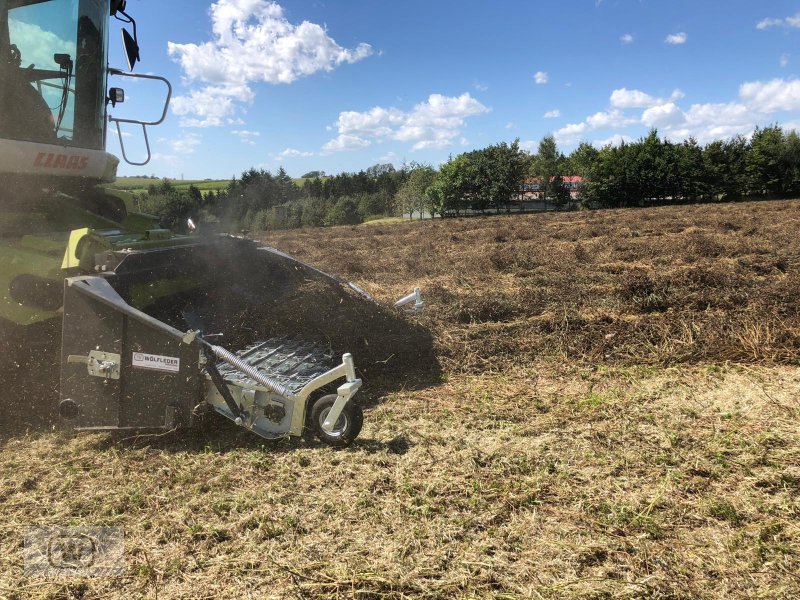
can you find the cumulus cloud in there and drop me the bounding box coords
[615,78,799,145]
[167,0,372,127]
[544,109,561,119]
[665,32,687,45]
[587,109,636,129]
[610,88,683,109]
[757,12,800,30]
[739,78,800,112]
[610,88,659,109]
[781,54,790,67]
[170,133,202,154]
[620,33,634,44]
[534,71,549,84]
[323,92,489,152]
[278,147,314,158]
[322,134,371,152]
[555,122,589,144]
[543,78,800,150]
[641,102,685,128]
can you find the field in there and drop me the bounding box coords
[109,177,231,194]
[2,200,799,598]
[109,176,316,195]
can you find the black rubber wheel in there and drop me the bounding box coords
[311,394,363,448]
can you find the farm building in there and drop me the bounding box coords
[519,176,584,200]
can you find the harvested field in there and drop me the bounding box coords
[1,200,799,599]
[266,200,800,372]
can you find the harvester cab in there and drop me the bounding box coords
[0,0,432,447]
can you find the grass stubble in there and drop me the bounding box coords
[1,200,799,598]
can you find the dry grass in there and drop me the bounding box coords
[265,200,800,372]
[2,200,800,598]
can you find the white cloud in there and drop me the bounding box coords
[170,133,202,154]
[322,134,371,152]
[610,88,659,109]
[170,84,251,127]
[505,121,515,129]
[593,134,632,148]
[757,12,800,30]
[167,0,372,127]
[544,109,561,119]
[534,71,549,85]
[231,129,260,145]
[739,78,800,112]
[620,33,634,44]
[670,89,686,101]
[665,32,687,45]
[278,147,314,158]
[555,122,588,144]
[550,78,800,150]
[641,102,685,128]
[609,88,683,109]
[324,92,489,152]
[473,81,488,92]
[587,109,636,129]
[781,54,790,67]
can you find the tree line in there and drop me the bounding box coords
[134,125,800,232]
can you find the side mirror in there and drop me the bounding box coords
[108,87,124,107]
[110,0,127,16]
[121,28,139,71]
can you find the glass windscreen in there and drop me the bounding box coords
[1,0,107,149]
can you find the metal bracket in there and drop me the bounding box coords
[67,350,121,380]
[395,288,425,314]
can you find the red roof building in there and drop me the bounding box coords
[520,176,584,200]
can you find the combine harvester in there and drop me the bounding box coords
[0,0,432,447]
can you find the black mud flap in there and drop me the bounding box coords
[60,276,200,431]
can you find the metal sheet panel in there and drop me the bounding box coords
[60,276,199,431]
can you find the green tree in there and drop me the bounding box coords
[747,125,785,198]
[531,135,563,202]
[428,154,478,216]
[566,142,599,178]
[471,140,527,213]
[396,164,436,219]
[551,174,572,207]
[325,196,362,226]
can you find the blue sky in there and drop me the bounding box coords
[107,0,800,179]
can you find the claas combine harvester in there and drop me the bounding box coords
[0,0,430,447]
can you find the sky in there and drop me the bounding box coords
[106,0,800,179]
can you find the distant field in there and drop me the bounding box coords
[110,177,231,193]
[111,176,319,194]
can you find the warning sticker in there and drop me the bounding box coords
[132,352,180,373]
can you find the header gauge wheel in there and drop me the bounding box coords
[311,394,363,448]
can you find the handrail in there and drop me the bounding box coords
[107,68,172,166]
